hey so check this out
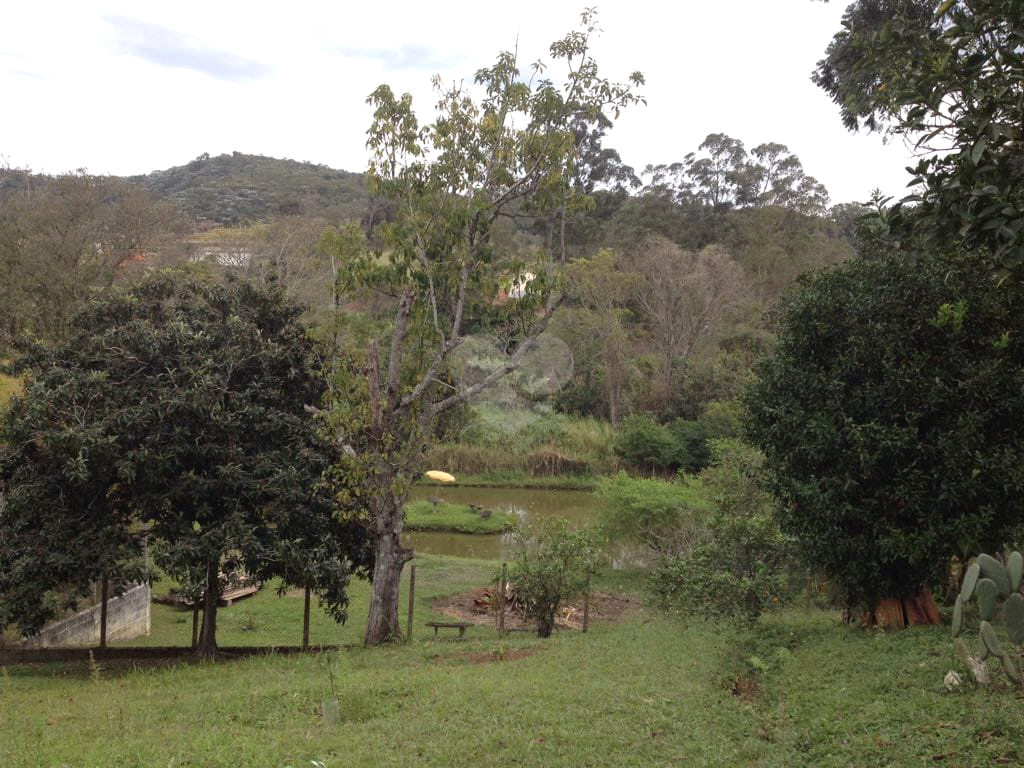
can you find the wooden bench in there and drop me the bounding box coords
[425,621,472,638]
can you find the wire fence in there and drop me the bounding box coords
[0,555,510,666]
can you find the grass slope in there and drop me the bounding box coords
[1,558,1020,767]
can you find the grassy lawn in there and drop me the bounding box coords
[2,557,1021,767]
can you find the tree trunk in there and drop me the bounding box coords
[364,494,414,645]
[197,560,219,659]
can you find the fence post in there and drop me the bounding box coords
[303,586,312,650]
[406,564,416,643]
[99,575,109,648]
[582,572,591,633]
[497,562,507,634]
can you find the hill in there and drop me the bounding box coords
[129,152,369,226]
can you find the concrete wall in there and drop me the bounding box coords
[24,584,151,648]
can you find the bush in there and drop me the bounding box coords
[745,252,1024,609]
[648,440,793,624]
[507,518,600,637]
[598,472,712,555]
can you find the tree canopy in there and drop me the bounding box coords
[744,251,1024,609]
[0,274,366,656]
[814,0,1024,277]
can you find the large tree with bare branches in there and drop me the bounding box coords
[323,10,643,645]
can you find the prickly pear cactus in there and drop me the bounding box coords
[953,551,1024,686]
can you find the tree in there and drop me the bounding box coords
[744,252,1024,613]
[0,274,361,657]
[0,170,186,349]
[624,234,747,411]
[324,10,643,644]
[814,0,1024,277]
[643,134,830,216]
[507,518,600,637]
[560,249,639,424]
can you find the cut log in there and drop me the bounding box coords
[874,598,906,629]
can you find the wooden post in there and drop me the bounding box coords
[191,605,200,649]
[582,572,590,633]
[99,575,109,648]
[497,563,507,634]
[303,586,312,650]
[406,564,416,643]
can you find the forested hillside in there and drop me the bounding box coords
[129,152,368,225]
[1,140,858,429]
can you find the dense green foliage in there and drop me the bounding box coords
[0,274,367,653]
[130,152,369,226]
[598,472,711,555]
[648,440,793,624]
[745,252,1024,608]
[814,0,1024,278]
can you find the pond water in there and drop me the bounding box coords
[405,485,649,568]
[405,486,600,561]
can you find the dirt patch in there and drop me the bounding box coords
[433,586,641,633]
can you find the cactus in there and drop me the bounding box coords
[976,578,1000,620]
[1010,551,1024,593]
[952,596,965,637]
[951,551,1024,687]
[981,620,1004,657]
[978,554,1011,597]
[960,561,981,602]
[1006,594,1024,645]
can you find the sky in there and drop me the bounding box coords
[1,0,921,206]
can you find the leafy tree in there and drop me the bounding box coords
[507,518,600,637]
[0,170,186,348]
[744,252,1024,611]
[324,11,643,644]
[0,274,361,657]
[814,0,1024,277]
[644,134,830,216]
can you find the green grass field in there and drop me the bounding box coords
[2,556,1021,767]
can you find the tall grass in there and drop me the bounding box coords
[428,406,616,479]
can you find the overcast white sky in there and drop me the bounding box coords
[1,0,919,205]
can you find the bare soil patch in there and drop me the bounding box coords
[433,586,641,632]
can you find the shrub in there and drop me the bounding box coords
[613,415,682,474]
[507,518,600,637]
[598,472,712,555]
[648,440,793,624]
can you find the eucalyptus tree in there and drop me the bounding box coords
[324,10,643,645]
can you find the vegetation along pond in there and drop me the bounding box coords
[405,486,648,567]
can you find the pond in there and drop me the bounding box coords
[405,485,649,568]
[405,486,598,561]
